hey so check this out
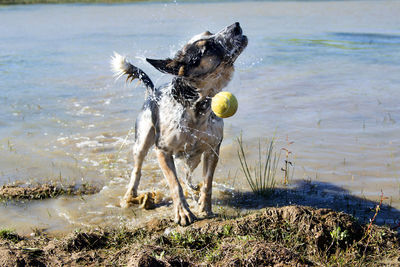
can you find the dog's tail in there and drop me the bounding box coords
[111,52,154,93]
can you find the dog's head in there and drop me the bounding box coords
[147,22,247,96]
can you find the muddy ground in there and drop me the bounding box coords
[0,183,99,201]
[0,205,399,266]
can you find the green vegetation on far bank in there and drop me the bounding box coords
[0,0,155,5]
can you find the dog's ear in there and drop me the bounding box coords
[146,58,184,76]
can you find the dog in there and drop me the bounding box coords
[111,22,247,225]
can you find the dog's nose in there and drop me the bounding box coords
[229,22,242,35]
[234,22,242,35]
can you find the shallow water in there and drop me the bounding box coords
[1,0,400,233]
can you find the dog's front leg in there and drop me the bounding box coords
[198,145,220,217]
[156,149,196,226]
[120,112,155,209]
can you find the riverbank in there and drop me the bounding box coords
[1,205,399,266]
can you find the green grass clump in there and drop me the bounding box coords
[237,135,280,197]
[0,228,22,243]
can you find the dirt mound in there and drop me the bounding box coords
[128,252,166,267]
[218,239,312,266]
[63,231,109,251]
[0,246,45,267]
[0,205,399,266]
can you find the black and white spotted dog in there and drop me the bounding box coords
[111,22,247,225]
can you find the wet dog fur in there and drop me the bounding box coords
[111,22,247,225]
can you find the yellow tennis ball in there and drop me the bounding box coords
[211,91,238,118]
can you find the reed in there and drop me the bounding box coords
[237,134,280,197]
[281,135,294,185]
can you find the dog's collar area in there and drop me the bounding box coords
[172,78,197,100]
[170,78,211,115]
[171,79,196,103]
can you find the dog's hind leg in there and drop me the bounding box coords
[198,144,220,217]
[120,109,155,208]
[156,149,196,226]
[183,154,201,191]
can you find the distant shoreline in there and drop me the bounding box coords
[0,0,159,5]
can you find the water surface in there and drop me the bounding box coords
[1,0,400,233]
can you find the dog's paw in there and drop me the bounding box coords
[197,206,214,219]
[120,190,137,209]
[197,193,213,218]
[197,210,214,219]
[120,192,157,210]
[174,202,196,226]
[120,198,133,209]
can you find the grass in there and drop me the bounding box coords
[281,135,295,185]
[0,228,22,242]
[237,134,280,197]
